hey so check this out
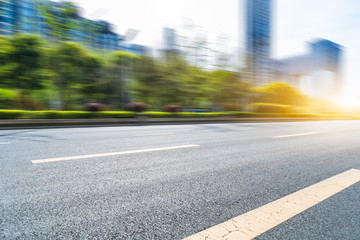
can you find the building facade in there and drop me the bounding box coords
[162,27,179,60]
[0,0,145,53]
[274,39,343,99]
[163,27,178,52]
[244,0,343,99]
[245,0,273,86]
[0,0,16,35]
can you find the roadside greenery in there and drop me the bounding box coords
[0,110,358,120]
[0,34,335,115]
[0,110,135,119]
[252,103,294,114]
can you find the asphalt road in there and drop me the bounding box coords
[1,121,360,239]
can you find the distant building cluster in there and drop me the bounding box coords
[274,39,342,99]
[0,0,147,54]
[245,0,343,99]
[0,0,345,98]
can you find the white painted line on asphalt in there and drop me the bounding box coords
[31,144,200,164]
[135,132,173,137]
[0,142,11,145]
[183,168,360,240]
[272,132,319,138]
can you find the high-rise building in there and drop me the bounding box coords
[311,39,342,74]
[0,0,16,35]
[244,0,343,99]
[245,0,273,86]
[0,0,136,52]
[15,0,43,34]
[163,28,178,52]
[274,39,343,99]
[162,27,180,61]
[121,43,148,55]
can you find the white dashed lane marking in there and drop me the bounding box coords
[272,132,319,138]
[183,169,360,240]
[135,132,173,137]
[31,144,199,164]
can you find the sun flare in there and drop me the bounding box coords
[338,97,360,107]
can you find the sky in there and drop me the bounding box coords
[69,0,360,103]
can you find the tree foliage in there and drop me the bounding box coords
[0,34,312,112]
[1,35,45,90]
[253,82,308,106]
[49,42,87,109]
[38,0,80,41]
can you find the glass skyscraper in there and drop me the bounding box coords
[0,0,16,35]
[245,0,273,86]
[0,0,131,52]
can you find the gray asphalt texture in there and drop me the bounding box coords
[1,121,360,240]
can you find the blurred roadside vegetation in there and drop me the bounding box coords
[0,34,348,114]
[1,109,358,120]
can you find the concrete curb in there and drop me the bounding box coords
[0,117,359,129]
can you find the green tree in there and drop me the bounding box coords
[0,36,11,85]
[0,36,10,66]
[181,66,212,109]
[108,51,139,108]
[134,55,162,107]
[37,0,80,41]
[209,70,250,111]
[50,41,87,110]
[253,82,307,106]
[2,34,45,90]
[79,54,105,102]
[158,57,189,106]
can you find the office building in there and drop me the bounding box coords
[0,0,147,53]
[162,27,179,60]
[274,39,343,99]
[121,43,148,55]
[163,28,178,52]
[244,0,343,98]
[0,0,16,35]
[245,0,273,86]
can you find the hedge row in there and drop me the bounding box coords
[145,112,232,118]
[0,110,136,119]
[0,110,358,120]
[252,103,294,114]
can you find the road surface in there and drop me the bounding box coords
[1,121,360,239]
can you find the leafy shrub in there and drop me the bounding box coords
[0,89,18,101]
[287,113,320,118]
[0,89,18,109]
[252,103,294,114]
[0,110,357,120]
[0,110,24,119]
[177,112,229,118]
[145,112,231,118]
[162,105,183,113]
[15,93,45,110]
[145,112,175,118]
[97,111,135,118]
[85,103,108,112]
[0,110,136,119]
[124,103,147,112]
[228,112,261,118]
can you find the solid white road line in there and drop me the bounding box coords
[0,142,11,145]
[135,132,173,137]
[31,144,199,164]
[273,132,319,138]
[183,168,360,240]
